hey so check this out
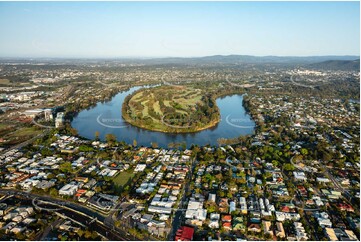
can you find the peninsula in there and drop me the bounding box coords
[122,85,220,133]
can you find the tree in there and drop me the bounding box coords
[205,201,218,213]
[322,152,332,161]
[191,145,201,158]
[227,192,233,199]
[78,145,94,152]
[180,142,187,151]
[272,160,279,168]
[41,148,52,156]
[15,232,26,240]
[94,186,102,193]
[105,133,116,144]
[77,229,84,237]
[59,162,73,173]
[47,173,55,180]
[282,163,295,171]
[84,230,92,239]
[264,233,272,240]
[219,190,225,197]
[151,142,158,149]
[49,187,58,197]
[301,148,308,156]
[91,231,98,239]
[65,124,78,136]
[95,131,100,141]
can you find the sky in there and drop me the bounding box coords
[0,1,359,58]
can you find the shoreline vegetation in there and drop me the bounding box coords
[121,85,221,133]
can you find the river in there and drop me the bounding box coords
[71,86,255,148]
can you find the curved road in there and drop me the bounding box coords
[225,75,244,88]
[31,119,54,129]
[290,75,315,89]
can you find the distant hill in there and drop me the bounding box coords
[141,55,360,65]
[307,59,360,71]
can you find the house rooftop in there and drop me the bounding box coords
[175,226,194,241]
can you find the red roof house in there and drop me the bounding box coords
[223,222,232,230]
[222,215,232,222]
[175,226,194,241]
[337,203,354,212]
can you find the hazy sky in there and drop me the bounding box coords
[0,1,359,58]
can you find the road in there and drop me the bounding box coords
[303,210,319,241]
[36,218,63,241]
[103,196,126,231]
[0,189,138,241]
[321,164,357,211]
[225,75,243,88]
[290,75,315,89]
[31,118,54,129]
[161,74,181,87]
[322,165,347,193]
[168,157,196,240]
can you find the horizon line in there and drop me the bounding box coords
[0,54,360,60]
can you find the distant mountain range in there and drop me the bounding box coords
[307,59,360,71]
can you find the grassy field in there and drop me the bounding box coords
[122,85,220,133]
[4,127,42,140]
[11,127,42,136]
[0,79,10,85]
[113,170,135,187]
[0,126,42,146]
[0,124,11,130]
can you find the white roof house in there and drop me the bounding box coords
[293,171,307,181]
[209,213,220,229]
[230,201,236,213]
[185,200,207,221]
[59,182,78,196]
[148,206,172,214]
[317,177,331,183]
[239,197,248,214]
[134,164,147,173]
[208,193,216,203]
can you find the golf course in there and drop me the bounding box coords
[122,85,220,133]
